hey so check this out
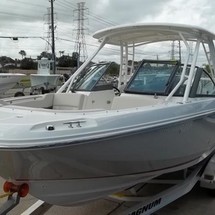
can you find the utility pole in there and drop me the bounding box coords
[74,2,88,68]
[44,7,52,52]
[50,0,56,73]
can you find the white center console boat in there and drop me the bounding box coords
[0,23,215,209]
[30,58,61,94]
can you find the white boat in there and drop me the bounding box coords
[0,73,25,94]
[30,58,61,94]
[0,23,215,206]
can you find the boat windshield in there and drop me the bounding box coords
[71,62,117,91]
[125,61,178,95]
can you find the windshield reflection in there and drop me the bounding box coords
[72,63,113,91]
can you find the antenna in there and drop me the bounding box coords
[73,2,88,67]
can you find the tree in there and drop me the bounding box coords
[0,56,15,67]
[203,64,213,74]
[71,52,79,67]
[59,51,65,57]
[108,62,120,76]
[58,55,73,67]
[58,53,79,67]
[37,51,52,60]
[20,58,37,70]
[19,50,26,59]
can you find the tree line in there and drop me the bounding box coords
[16,50,79,70]
[0,50,120,76]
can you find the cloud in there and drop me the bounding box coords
[86,0,171,26]
[0,0,214,60]
[0,0,48,24]
[142,0,210,28]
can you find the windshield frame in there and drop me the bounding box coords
[124,60,180,95]
[71,62,113,92]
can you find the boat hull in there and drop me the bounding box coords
[0,113,214,205]
[30,74,61,89]
[0,99,215,205]
[0,73,25,94]
[26,154,204,206]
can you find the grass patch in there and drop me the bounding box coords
[13,76,31,89]
[19,76,31,88]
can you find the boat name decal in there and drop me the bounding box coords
[128,198,161,215]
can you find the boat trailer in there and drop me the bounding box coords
[0,155,215,215]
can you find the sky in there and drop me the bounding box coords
[0,0,214,63]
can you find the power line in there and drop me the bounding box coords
[57,0,118,31]
[6,0,48,8]
[0,10,42,19]
[60,0,118,26]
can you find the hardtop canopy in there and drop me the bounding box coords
[93,23,215,45]
[59,23,215,104]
